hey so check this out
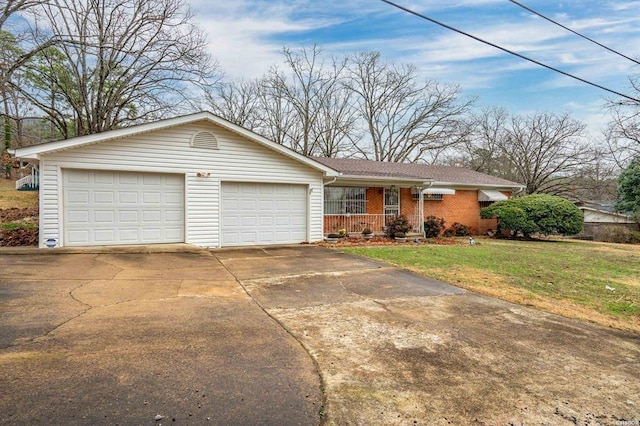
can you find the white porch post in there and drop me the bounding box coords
[419,188,424,236]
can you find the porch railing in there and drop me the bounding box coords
[324,213,423,235]
[15,172,39,190]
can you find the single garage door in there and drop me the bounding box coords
[221,182,307,246]
[63,169,184,246]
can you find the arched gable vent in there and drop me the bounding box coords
[190,131,218,149]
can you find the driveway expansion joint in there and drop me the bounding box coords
[215,256,328,424]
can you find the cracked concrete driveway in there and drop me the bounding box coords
[219,245,640,425]
[1,245,639,425]
[0,247,322,425]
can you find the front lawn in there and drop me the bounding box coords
[0,177,38,209]
[342,239,640,333]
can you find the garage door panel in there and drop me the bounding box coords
[67,230,90,244]
[94,173,114,184]
[94,211,114,223]
[142,192,162,204]
[118,172,139,185]
[64,170,184,246]
[67,210,89,224]
[96,229,117,242]
[165,192,183,204]
[120,192,139,204]
[67,190,89,204]
[119,210,138,222]
[222,182,307,247]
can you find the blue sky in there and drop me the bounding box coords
[192,0,640,134]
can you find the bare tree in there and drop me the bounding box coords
[263,45,353,156]
[205,80,262,130]
[452,107,518,180]
[504,112,589,195]
[15,0,219,138]
[347,51,473,163]
[311,83,361,157]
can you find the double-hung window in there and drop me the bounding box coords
[324,187,366,214]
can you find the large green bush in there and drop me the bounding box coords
[480,194,583,237]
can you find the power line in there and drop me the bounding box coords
[508,0,640,67]
[379,0,640,103]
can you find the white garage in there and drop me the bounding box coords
[63,170,184,246]
[221,182,307,246]
[11,112,337,248]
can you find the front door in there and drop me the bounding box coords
[384,187,400,217]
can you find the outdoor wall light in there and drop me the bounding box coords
[196,172,211,177]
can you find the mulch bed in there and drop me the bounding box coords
[0,207,38,222]
[0,228,38,246]
[317,236,471,247]
[0,207,39,246]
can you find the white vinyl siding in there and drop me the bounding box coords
[39,123,324,247]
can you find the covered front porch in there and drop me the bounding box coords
[322,175,445,236]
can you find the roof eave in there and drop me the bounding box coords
[330,174,431,187]
[433,181,525,191]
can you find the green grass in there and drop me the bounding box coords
[342,239,640,333]
[0,222,37,230]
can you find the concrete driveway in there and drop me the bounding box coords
[1,245,639,425]
[218,245,640,425]
[0,247,322,425]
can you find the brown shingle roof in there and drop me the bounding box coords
[312,157,523,187]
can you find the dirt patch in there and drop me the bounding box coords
[0,207,39,246]
[0,207,38,223]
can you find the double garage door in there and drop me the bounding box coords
[63,170,307,247]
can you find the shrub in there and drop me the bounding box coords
[594,226,640,244]
[443,222,470,237]
[481,194,583,237]
[385,215,411,239]
[424,216,445,238]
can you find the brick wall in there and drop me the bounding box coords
[423,189,503,234]
[323,185,508,235]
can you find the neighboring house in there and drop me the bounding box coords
[11,112,338,248]
[313,157,524,235]
[579,205,638,238]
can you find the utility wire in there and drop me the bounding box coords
[379,0,640,103]
[508,0,640,67]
